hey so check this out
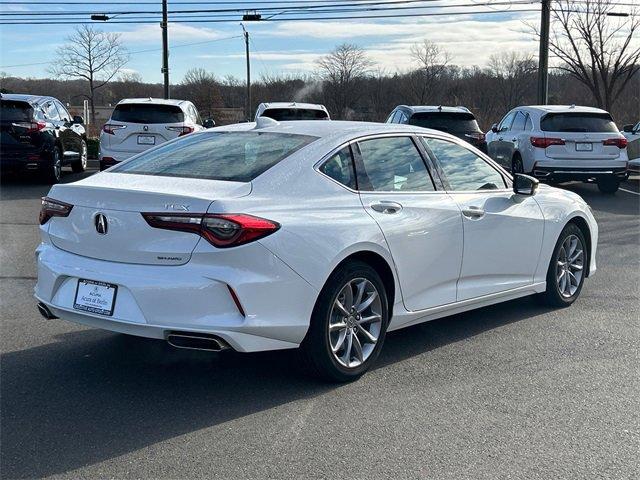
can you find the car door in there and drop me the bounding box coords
[354,135,463,311]
[54,100,82,158]
[42,100,65,150]
[489,111,516,167]
[422,136,544,301]
[506,111,527,164]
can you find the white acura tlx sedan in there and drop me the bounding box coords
[35,119,598,381]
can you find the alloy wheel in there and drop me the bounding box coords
[556,234,584,298]
[53,150,62,181]
[328,278,382,368]
[81,141,88,169]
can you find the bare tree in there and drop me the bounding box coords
[532,0,639,110]
[408,39,451,104]
[316,43,374,118]
[488,51,537,111]
[177,68,223,118]
[50,26,128,125]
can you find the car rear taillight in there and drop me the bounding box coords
[141,213,280,248]
[102,124,126,135]
[39,197,73,225]
[530,136,565,148]
[465,132,486,142]
[603,138,628,148]
[12,121,45,133]
[166,126,195,136]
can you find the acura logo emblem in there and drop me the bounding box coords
[95,213,108,235]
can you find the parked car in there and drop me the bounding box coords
[254,102,330,121]
[1,93,87,183]
[35,120,598,382]
[486,105,628,193]
[99,98,212,170]
[385,105,487,152]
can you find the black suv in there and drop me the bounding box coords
[1,94,87,183]
[386,105,488,153]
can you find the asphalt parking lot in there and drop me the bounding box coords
[1,166,638,479]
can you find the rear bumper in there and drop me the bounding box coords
[98,146,138,170]
[35,241,318,352]
[532,164,628,181]
[0,148,51,174]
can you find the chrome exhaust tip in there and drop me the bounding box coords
[166,331,231,352]
[37,302,58,320]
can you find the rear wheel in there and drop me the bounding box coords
[41,147,62,184]
[511,154,524,174]
[596,176,619,194]
[301,260,389,382]
[539,223,587,308]
[71,140,88,173]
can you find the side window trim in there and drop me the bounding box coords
[315,143,359,192]
[421,135,511,192]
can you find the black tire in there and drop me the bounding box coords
[71,140,88,173]
[538,223,587,308]
[41,147,62,184]
[511,154,524,175]
[596,176,619,194]
[300,260,389,382]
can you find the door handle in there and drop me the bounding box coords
[462,206,485,219]
[498,137,503,141]
[511,137,517,142]
[370,201,403,214]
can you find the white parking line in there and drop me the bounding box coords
[619,187,640,196]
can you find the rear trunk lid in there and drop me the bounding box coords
[46,173,251,265]
[0,100,38,152]
[541,111,623,160]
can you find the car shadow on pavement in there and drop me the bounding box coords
[0,296,552,479]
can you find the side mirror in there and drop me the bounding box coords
[513,173,539,196]
[491,123,499,133]
[622,124,634,133]
[202,118,215,129]
[72,115,84,125]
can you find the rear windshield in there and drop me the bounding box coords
[112,131,318,182]
[261,108,329,121]
[408,112,480,132]
[540,112,618,133]
[111,103,184,124]
[1,100,33,122]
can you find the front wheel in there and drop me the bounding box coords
[511,154,525,174]
[301,260,389,382]
[596,176,619,194]
[538,223,587,308]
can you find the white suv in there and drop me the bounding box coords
[486,105,629,193]
[100,98,210,170]
[254,102,330,121]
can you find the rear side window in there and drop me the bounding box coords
[261,108,328,121]
[540,112,618,133]
[356,136,435,192]
[112,131,317,182]
[111,104,185,124]
[0,100,33,122]
[319,146,356,189]
[408,112,480,133]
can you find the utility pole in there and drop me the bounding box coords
[537,0,550,105]
[161,0,170,99]
[242,24,251,120]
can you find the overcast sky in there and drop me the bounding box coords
[0,2,546,82]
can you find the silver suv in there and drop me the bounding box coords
[486,105,628,193]
[99,98,212,170]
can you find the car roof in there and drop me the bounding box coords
[258,102,327,111]
[519,105,610,115]
[116,98,188,107]
[0,93,54,104]
[397,105,472,114]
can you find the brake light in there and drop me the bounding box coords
[530,136,565,148]
[102,124,126,135]
[39,197,73,225]
[12,121,46,133]
[603,137,627,148]
[141,213,280,248]
[465,132,486,142]
[166,126,195,136]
